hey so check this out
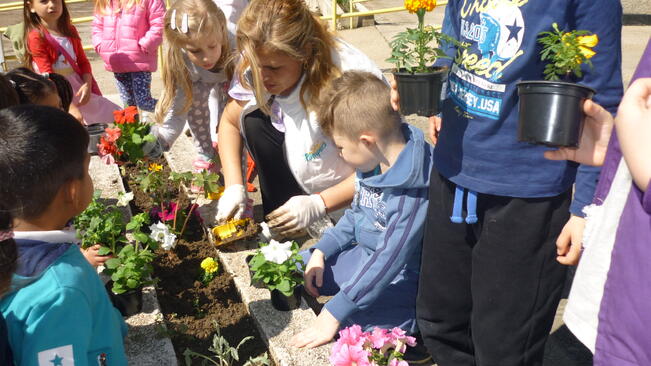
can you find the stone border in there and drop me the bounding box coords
[164,135,332,366]
[89,156,178,365]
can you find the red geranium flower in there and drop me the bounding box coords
[113,109,126,124]
[104,127,121,143]
[124,106,138,124]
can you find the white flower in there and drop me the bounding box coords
[260,239,293,264]
[259,222,273,241]
[117,191,134,207]
[149,221,177,250]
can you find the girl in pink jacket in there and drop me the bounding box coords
[92,0,165,112]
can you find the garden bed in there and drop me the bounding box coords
[120,159,271,365]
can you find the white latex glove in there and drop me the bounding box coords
[142,138,163,159]
[266,194,326,236]
[216,184,247,222]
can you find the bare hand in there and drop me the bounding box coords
[81,244,112,267]
[543,100,613,166]
[429,116,442,144]
[304,250,325,297]
[556,215,585,266]
[76,82,91,106]
[390,77,400,112]
[290,308,339,349]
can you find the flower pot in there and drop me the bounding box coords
[246,255,264,289]
[270,287,301,311]
[105,281,143,317]
[393,67,447,117]
[86,123,108,155]
[517,81,595,147]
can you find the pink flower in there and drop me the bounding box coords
[338,325,366,347]
[389,359,408,366]
[369,327,390,349]
[329,344,370,366]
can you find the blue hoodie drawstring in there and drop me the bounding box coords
[450,186,478,224]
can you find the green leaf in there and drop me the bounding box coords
[105,258,121,269]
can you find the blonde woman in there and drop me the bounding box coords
[150,0,234,175]
[92,0,165,112]
[216,0,384,236]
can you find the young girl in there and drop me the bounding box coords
[216,0,382,234]
[23,0,120,124]
[152,0,232,175]
[92,0,165,112]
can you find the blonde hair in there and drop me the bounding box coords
[95,0,142,15]
[236,0,339,114]
[318,71,400,140]
[154,0,230,123]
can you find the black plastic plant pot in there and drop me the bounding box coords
[393,67,447,117]
[86,123,108,154]
[517,81,596,147]
[245,255,264,289]
[105,282,143,317]
[270,287,301,311]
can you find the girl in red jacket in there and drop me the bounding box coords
[23,0,119,124]
[92,0,165,113]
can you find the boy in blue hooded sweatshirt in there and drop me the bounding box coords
[290,71,433,349]
[0,105,128,365]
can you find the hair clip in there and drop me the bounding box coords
[170,9,177,30]
[8,79,16,87]
[0,230,14,242]
[180,13,189,33]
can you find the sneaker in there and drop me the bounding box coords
[403,341,433,365]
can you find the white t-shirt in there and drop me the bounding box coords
[50,34,76,75]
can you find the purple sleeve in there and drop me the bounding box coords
[643,180,651,214]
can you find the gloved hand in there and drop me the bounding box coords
[143,137,164,159]
[266,194,326,236]
[216,184,247,222]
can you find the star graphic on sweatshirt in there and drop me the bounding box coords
[506,19,522,42]
[50,354,64,366]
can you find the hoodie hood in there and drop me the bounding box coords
[13,239,72,289]
[361,123,433,190]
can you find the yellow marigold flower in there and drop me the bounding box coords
[148,163,163,172]
[404,0,436,13]
[201,257,219,274]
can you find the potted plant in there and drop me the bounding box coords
[517,23,598,147]
[74,191,130,257]
[103,213,162,316]
[247,240,304,311]
[97,106,158,165]
[387,0,457,117]
[329,325,417,366]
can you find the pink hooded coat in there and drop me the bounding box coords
[92,0,165,73]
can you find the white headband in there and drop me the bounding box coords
[170,9,189,34]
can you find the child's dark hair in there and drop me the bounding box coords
[0,74,19,109]
[6,68,59,107]
[0,105,88,223]
[47,72,74,111]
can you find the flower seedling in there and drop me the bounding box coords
[149,221,177,251]
[330,325,416,366]
[98,106,157,164]
[387,0,460,73]
[200,257,219,285]
[104,213,158,294]
[247,240,304,297]
[74,191,127,256]
[538,23,598,81]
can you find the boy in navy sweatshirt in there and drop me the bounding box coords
[405,0,625,365]
[290,71,433,349]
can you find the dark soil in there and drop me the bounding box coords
[121,158,271,365]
